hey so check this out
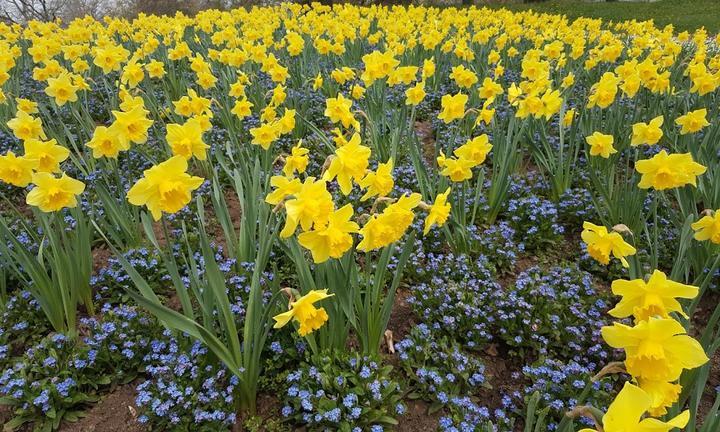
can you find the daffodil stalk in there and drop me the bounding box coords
[0,206,93,338]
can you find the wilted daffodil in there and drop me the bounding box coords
[601,317,709,382]
[423,188,451,234]
[585,132,617,158]
[635,150,706,190]
[126,156,204,221]
[438,92,468,123]
[322,132,371,195]
[0,151,38,187]
[631,116,664,146]
[675,109,709,135]
[609,270,698,321]
[273,289,333,337]
[578,382,688,432]
[298,204,359,263]
[26,172,85,212]
[581,222,636,268]
[691,210,720,244]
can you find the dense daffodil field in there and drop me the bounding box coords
[0,3,719,432]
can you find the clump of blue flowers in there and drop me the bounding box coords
[135,332,238,431]
[396,324,488,410]
[281,351,405,430]
[407,253,502,349]
[0,304,159,430]
[495,264,611,365]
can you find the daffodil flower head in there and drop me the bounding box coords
[581,222,636,268]
[322,132,371,195]
[609,270,698,321]
[26,172,85,212]
[126,156,204,221]
[635,150,706,190]
[298,204,359,263]
[691,210,720,244]
[24,138,70,173]
[585,132,617,158]
[0,151,38,187]
[601,317,709,382]
[280,177,334,238]
[423,187,452,235]
[273,289,334,337]
[631,116,664,146]
[358,158,394,201]
[578,382,688,432]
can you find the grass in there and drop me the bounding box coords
[478,0,720,33]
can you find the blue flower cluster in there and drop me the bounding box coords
[0,304,159,430]
[281,351,405,430]
[407,253,502,348]
[494,265,612,365]
[135,333,238,430]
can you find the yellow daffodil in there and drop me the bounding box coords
[585,132,617,158]
[581,222,636,268]
[126,156,204,221]
[324,93,356,129]
[112,105,154,146]
[0,151,38,187]
[283,141,309,177]
[631,116,664,146]
[438,92,468,123]
[24,138,70,173]
[691,210,720,243]
[454,134,492,166]
[86,125,129,159]
[7,110,46,141]
[322,132,371,195]
[166,118,209,160]
[405,81,426,106]
[44,72,80,106]
[26,172,85,212]
[273,289,333,337]
[280,177,334,238]
[358,158,394,201]
[298,204,359,263]
[423,188,451,234]
[609,270,698,321]
[635,150,706,190]
[675,109,709,135]
[601,317,709,382]
[578,382,688,432]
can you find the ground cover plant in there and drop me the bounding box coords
[0,3,719,431]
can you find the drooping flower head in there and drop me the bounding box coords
[273,290,334,337]
[581,222,636,268]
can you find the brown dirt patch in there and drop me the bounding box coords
[396,400,442,432]
[60,384,144,432]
